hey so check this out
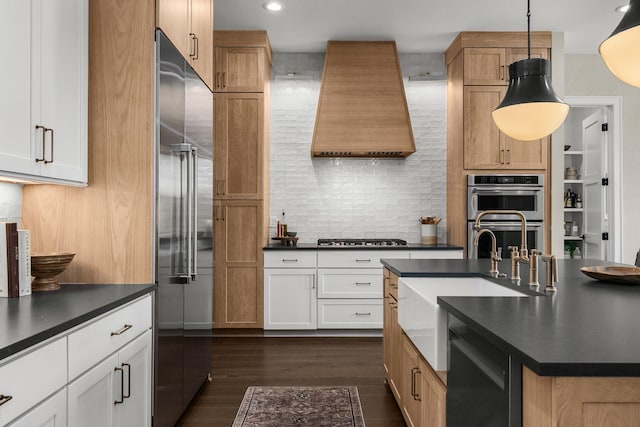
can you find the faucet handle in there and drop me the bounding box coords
[496,247,502,261]
[541,254,558,293]
[508,246,519,257]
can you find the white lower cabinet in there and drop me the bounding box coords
[8,388,67,427]
[68,353,118,427]
[264,268,317,330]
[0,294,153,426]
[68,330,152,427]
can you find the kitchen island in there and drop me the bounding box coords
[0,283,155,426]
[382,258,640,427]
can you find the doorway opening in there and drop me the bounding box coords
[559,96,622,262]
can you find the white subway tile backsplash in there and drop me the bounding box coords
[0,182,23,226]
[270,53,447,244]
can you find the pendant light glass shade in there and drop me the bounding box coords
[492,58,569,141]
[599,0,640,87]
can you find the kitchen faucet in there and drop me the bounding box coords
[474,210,539,287]
[473,228,505,278]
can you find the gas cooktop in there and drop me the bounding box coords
[317,238,408,247]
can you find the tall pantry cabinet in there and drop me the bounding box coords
[21,0,213,284]
[213,31,271,329]
[444,32,553,253]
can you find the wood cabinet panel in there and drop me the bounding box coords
[214,93,264,200]
[463,85,548,170]
[464,48,507,85]
[157,0,189,59]
[214,47,266,92]
[214,201,263,328]
[189,0,214,90]
[401,334,422,427]
[463,85,504,168]
[523,366,640,427]
[157,0,214,90]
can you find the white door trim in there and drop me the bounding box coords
[563,96,623,262]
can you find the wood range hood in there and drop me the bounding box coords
[311,41,416,158]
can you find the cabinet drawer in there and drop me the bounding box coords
[317,299,383,329]
[317,269,382,298]
[68,295,152,380]
[264,251,317,268]
[318,250,410,268]
[0,338,67,426]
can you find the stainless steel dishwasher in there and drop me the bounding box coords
[446,314,522,427]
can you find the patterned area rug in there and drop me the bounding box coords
[232,386,366,427]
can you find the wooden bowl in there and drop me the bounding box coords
[580,266,640,285]
[31,252,75,291]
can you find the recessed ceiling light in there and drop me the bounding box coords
[263,2,284,12]
[615,3,630,12]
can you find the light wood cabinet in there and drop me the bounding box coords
[463,85,548,170]
[402,334,423,427]
[213,201,264,328]
[214,92,265,200]
[422,357,447,427]
[445,32,553,250]
[0,0,88,186]
[212,31,271,329]
[214,47,267,92]
[213,31,272,93]
[157,0,214,90]
[384,269,402,403]
[523,366,640,427]
[463,47,549,85]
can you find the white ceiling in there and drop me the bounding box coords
[214,0,625,54]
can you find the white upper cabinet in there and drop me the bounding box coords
[0,0,88,185]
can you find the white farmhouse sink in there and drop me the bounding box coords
[398,277,528,371]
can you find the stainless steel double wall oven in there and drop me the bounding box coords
[467,174,544,259]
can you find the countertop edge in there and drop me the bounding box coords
[0,284,156,362]
[263,243,464,251]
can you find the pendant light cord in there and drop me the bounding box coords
[527,0,531,59]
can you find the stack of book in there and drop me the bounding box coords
[0,222,30,298]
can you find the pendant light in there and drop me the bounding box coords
[492,0,569,141]
[599,0,640,87]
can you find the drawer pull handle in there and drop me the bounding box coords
[0,394,12,406]
[355,282,371,286]
[111,324,133,336]
[355,259,371,262]
[355,312,372,316]
[282,259,298,262]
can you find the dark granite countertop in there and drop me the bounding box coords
[0,283,156,361]
[381,258,640,377]
[264,243,463,251]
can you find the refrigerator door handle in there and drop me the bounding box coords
[190,146,198,281]
[171,143,192,283]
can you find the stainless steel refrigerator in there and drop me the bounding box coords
[154,30,213,427]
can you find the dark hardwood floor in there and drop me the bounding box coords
[176,336,406,427]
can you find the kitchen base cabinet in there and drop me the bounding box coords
[523,367,640,427]
[68,352,118,427]
[264,268,317,330]
[402,334,423,427]
[8,389,67,427]
[384,269,402,403]
[67,330,152,427]
[214,201,264,328]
